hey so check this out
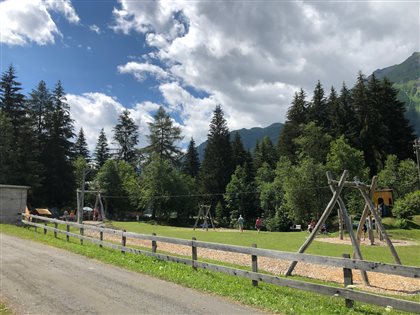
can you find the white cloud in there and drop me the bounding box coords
[89,24,101,34]
[67,92,159,153]
[0,0,80,46]
[117,62,169,82]
[112,1,419,143]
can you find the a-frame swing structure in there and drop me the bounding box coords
[285,170,402,286]
[193,205,215,231]
[77,189,106,223]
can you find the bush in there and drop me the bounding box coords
[392,190,420,220]
[395,218,409,229]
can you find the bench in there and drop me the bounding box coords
[290,224,302,231]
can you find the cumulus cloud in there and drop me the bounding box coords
[117,62,169,82]
[0,0,80,46]
[112,0,419,142]
[89,24,101,34]
[67,92,159,153]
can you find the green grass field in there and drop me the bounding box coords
[1,216,419,315]
[109,216,420,267]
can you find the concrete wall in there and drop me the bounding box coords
[0,185,30,224]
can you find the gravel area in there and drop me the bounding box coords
[84,229,420,296]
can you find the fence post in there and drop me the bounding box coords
[80,227,84,245]
[122,229,126,254]
[192,237,197,270]
[44,222,47,235]
[252,243,258,287]
[152,233,157,253]
[54,222,58,238]
[66,224,70,242]
[342,253,354,308]
[99,230,103,248]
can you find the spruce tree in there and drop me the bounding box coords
[113,110,139,164]
[286,89,308,125]
[146,106,183,164]
[28,80,51,138]
[337,83,358,145]
[182,137,200,178]
[200,105,233,214]
[94,128,110,167]
[254,136,277,170]
[74,127,90,160]
[231,132,248,169]
[308,81,329,129]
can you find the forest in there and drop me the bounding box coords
[1,65,419,230]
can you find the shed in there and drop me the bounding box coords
[0,184,30,224]
[373,189,394,207]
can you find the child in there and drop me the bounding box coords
[255,217,262,233]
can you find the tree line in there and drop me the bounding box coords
[0,65,418,230]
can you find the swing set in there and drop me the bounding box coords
[76,189,106,223]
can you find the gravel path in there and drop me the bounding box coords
[0,233,262,315]
[85,230,419,296]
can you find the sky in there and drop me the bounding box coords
[1,0,419,152]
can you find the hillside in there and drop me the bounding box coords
[372,52,419,135]
[197,122,283,160]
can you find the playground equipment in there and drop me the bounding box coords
[193,205,215,231]
[285,170,401,286]
[76,189,105,223]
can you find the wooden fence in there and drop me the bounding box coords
[21,214,420,314]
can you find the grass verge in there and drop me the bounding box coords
[1,224,418,315]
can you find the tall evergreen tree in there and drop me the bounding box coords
[146,106,183,164]
[41,81,75,207]
[254,136,277,170]
[200,105,233,214]
[231,132,248,168]
[0,112,14,183]
[113,110,139,164]
[308,81,329,129]
[94,128,110,167]
[379,78,415,160]
[337,83,358,144]
[0,65,41,191]
[27,80,52,138]
[74,127,90,160]
[182,137,200,178]
[286,89,308,125]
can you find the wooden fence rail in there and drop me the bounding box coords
[21,214,420,314]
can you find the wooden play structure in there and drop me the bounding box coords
[76,189,105,223]
[193,205,215,231]
[285,170,401,286]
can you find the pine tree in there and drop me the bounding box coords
[231,132,247,168]
[182,137,200,178]
[40,81,75,207]
[254,136,277,170]
[74,127,90,160]
[94,128,110,167]
[27,80,51,138]
[200,105,233,214]
[0,65,41,190]
[286,89,308,125]
[308,81,329,129]
[337,83,358,145]
[379,78,415,160]
[146,106,183,164]
[113,110,139,164]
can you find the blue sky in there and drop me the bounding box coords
[1,0,418,151]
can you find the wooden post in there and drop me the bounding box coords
[54,222,58,238]
[358,188,401,264]
[122,229,126,254]
[356,177,378,244]
[66,224,70,242]
[286,170,348,276]
[192,237,197,270]
[338,209,344,240]
[99,230,103,248]
[44,222,47,235]
[80,227,84,245]
[152,233,157,253]
[342,254,354,308]
[252,244,258,287]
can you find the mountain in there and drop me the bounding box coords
[372,52,420,135]
[197,122,284,161]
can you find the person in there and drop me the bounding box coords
[321,223,327,234]
[362,222,367,240]
[238,215,244,232]
[308,220,316,233]
[69,210,75,222]
[255,217,262,233]
[63,210,69,221]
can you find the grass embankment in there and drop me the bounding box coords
[1,223,418,315]
[0,303,13,315]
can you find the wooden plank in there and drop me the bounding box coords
[286,170,349,276]
[252,244,258,287]
[152,233,157,253]
[192,237,197,271]
[21,218,419,278]
[329,180,370,189]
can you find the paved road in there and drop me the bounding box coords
[0,233,261,314]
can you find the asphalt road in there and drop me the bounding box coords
[0,233,261,314]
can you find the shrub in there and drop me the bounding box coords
[392,190,420,220]
[395,218,409,229]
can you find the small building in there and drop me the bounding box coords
[373,189,394,207]
[0,184,30,224]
